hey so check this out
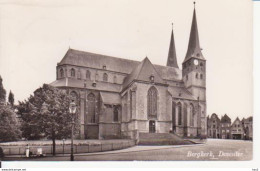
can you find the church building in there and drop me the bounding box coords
[50,4,207,141]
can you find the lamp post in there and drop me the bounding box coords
[69,101,77,161]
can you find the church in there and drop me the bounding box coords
[50,4,207,141]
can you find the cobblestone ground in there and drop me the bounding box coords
[4,139,252,161]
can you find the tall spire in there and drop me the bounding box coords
[184,2,204,62]
[167,23,179,68]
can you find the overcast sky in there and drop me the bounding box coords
[0,0,253,121]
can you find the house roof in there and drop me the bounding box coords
[168,86,196,100]
[122,57,165,89]
[49,77,122,93]
[220,114,231,123]
[231,117,241,126]
[58,49,182,81]
[100,92,121,105]
[210,113,220,122]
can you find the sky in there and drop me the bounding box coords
[0,0,253,121]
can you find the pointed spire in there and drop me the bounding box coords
[184,2,204,62]
[167,23,179,68]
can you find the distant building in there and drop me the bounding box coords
[242,116,253,140]
[220,114,231,139]
[231,117,244,140]
[207,113,220,138]
[208,113,252,140]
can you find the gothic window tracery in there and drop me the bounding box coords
[147,86,158,117]
[190,104,195,126]
[60,68,64,78]
[113,106,119,122]
[103,73,108,82]
[87,93,96,123]
[71,68,75,77]
[177,102,182,125]
[86,70,91,80]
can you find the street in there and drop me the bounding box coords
[4,139,252,161]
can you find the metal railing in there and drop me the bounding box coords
[1,140,135,156]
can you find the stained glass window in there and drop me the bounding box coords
[103,73,108,82]
[147,86,157,117]
[71,68,75,77]
[114,106,119,122]
[60,68,64,78]
[87,93,96,123]
[177,102,182,125]
[86,70,91,80]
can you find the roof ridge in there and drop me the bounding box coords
[69,48,141,64]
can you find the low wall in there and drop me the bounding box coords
[1,139,135,156]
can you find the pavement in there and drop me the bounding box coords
[4,143,203,158]
[3,139,252,161]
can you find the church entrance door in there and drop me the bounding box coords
[149,120,156,133]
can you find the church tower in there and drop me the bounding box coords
[182,2,207,136]
[182,2,206,101]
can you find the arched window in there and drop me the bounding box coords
[60,68,64,78]
[200,74,203,79]
[103,73,108,82]
[70,91,78,101]
[95,73,99,81]
[147,86,158,117]
[190,104,195,126]
[113,106,119,122]
[172,102,176,132]
[86,70,91,80]
[71,68,75,77]
[113,75,117,84]
[177,102,182,125]
[87,93,96,123]
[77,70,81,79]
[196,73,199,79]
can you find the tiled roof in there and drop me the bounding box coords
[100,92,121,104]
[220,114,231,123]
[168,86,196,100]
[59,49,182,81]
[49,77,122,93]
[123,57,165,89]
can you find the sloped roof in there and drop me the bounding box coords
[168,86,196,100]
[210,113,220,122]
[49,78,122,92]
[100,92,121,104]
[231,117,241,126]
[220,114,231,123]
[122,57,165,89]
[59,49,182,81]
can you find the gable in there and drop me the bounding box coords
[122,57,165,89]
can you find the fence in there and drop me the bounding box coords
[1,140,135,156]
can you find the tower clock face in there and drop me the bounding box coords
[194,59,199,65]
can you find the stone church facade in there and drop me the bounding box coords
[50,5,207,140]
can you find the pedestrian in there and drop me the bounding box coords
[0,147,4,160]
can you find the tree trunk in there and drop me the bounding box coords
[52,137,56,156]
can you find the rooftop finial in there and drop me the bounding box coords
[172,23,173,30]
[193,1,196,8]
